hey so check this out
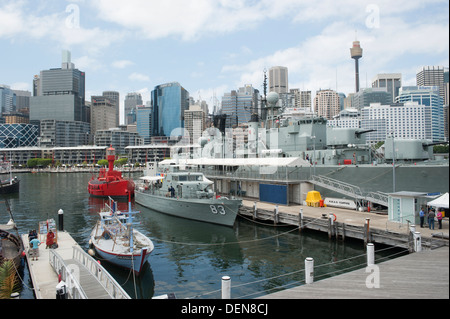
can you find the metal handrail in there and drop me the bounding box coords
[72,245,131,299]
[49,249,88,299]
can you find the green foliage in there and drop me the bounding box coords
[433,145,449,154]
[0,260,18,299]
[97,159,108,167]
[26,158,53,168]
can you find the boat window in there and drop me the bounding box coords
[172,176,178,181]
[189,175,203,181]
[178,175,187,181]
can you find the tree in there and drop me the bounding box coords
[0,260,18,299]
[97,159,108,167]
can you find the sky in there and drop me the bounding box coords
[0,0,449,124]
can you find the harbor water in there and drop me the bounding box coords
[1,172,407,299]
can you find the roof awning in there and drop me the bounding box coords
[159,157,310,167]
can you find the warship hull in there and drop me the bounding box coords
[311,163,449,196]
[135,190,242,227]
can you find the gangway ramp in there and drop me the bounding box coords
[23,231,130,299]
[309,175,388,207]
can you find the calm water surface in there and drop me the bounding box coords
[1,172,406,299]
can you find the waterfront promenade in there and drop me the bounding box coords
[259,246,449,299]
[240,200,449,247]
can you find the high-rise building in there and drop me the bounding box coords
[396,86,444,142]
[351,87,391,111]
[313,89,340,120]
[371,73,402,103]
[136,105,152,144]
[39,119,90,147]
[361,102,432,144]
[151,82,189,137]
[124,92,143,125]
[90,96,116,143]
[103,91,120,127]
[289,89,312,109]
[221,84,260,128]
[269,66,288,94]
[416,66,446,98]
[0,85,16,114]
[184,104,205,144]
[30,51,87,123]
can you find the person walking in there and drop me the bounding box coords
[419,208,425,228]
[428,209,435,230]
[436,209,443,229]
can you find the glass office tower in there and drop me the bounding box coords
[151,82,189,137]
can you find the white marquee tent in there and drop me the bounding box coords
[427,192,449,209]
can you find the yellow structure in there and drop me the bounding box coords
[306,191,323,207]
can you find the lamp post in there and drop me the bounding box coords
[391,131,396,192]
[311,135,316,176]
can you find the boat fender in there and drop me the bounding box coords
[88,249,95,257]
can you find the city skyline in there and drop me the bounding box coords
[0,0,448,124]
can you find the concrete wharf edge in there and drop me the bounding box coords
[238,200,449,249]
[22,231,114,299]
[258,246,449,299]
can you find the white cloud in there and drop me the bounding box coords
[129,72,150,82]
[112,60,134,69]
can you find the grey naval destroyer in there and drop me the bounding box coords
[162,91,448,210]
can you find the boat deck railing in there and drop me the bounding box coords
[49,247,88,299]
[71,246,130,299]
[49,246,130,299]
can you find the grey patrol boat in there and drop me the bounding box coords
[135,164,242,227]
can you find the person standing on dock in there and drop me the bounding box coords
[428,209,435,230]
[419,208,425,228]
[46,230,55,249]
[436,210,443,229]
[29,237,41,261]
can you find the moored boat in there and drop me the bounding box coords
[88,145,135,199]
[0,176,19,194]
[135,164,242,227]
[89,198,153,275]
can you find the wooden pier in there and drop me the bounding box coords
[22,231,130,299]
[259,246,449,299]
[239,200,449,249]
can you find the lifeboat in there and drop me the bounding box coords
[88,145,135,198]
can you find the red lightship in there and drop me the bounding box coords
[88,146,135,198]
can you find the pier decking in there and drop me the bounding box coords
[22,231,130,299]
[239,200,449,249]
[259,246,449,299]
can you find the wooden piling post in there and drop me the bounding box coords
[274,205,279,225]
[299,208,304,231]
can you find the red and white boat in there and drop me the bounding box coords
[89,198,154,275]
[88,145,135,198]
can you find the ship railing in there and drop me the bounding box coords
[309,175,364,198]
[49,248,88,299]
[72,245,131,299]
[365,191,389,206]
